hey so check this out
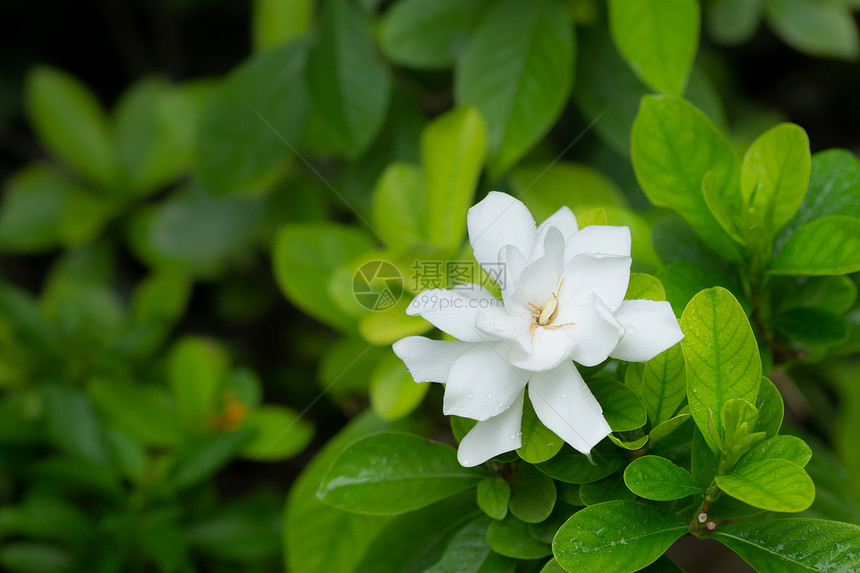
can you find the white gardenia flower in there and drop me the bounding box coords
[393,192,683,467]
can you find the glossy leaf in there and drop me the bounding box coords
[632,95,742,263]
[754,377,783,440]
[711,518,860,572]
[317,432,486,515]
[736,435,812,470]
[425,516,516,573]
[486,515,552,560]
[623,455,703,501]
[588,379,647,432]
[553,500,687,573]
[477,476,510,520]
[508,464,556,524]
[455,0,573,177]
[770,215,860,275]
[641,344,686,425]
[608,0,699,95]
[536,442,627,485]
[579,472,636,505]
[517,395,564,464]
[681,287,761,454]
[715,459,815,512]
[306,0,390,157]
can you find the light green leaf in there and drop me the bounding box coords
[517,395,564,464]
[307,0,391,157]
[477,476,510,521]
[508,464,556,524]
[317,432,486,515]
[715,459,815,512]
[168,337,227,432]
[359,297,433,345]
[588,378,647,432]
[252,0,313,52]
[579,472,636,505]
[26,67,119,187]
[711,518,860,572]
[741,123,811,234]
[623,455,703,501]
[369,352,429,421]
[765,0,859,61]
[625,273,666,302]
[512,162,628,220]
[421,107,486,250]
[681,287,761,454]
[371,163,427,250]
[775,307,850,346]
[632,95,742,263]
[195,41,308,194]
[425,516,516,573]
[574,207,608,228]
[273,223,375,330]
[379,0,490,69]
[609,433,649,451]
[553,500,687,573]
[736,435,812,470]
[770,215,860,275]
[708,0,763,45]
[455,0,573,177]
[608,0,699,95]
[642,344,686,425]
[754,377,783,440]
[486,515,552,559]
[535,442,626,484]
[721,398,766,468]
[239,406,313,461]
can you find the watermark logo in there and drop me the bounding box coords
[353,260,403,311]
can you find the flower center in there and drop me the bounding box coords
[527,280,574,342]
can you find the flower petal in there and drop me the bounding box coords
[392,336,475,383]
[566,225,631,259]
[407,286,502,342]
[534,206,579,258]
[554,294,624,367]
[513,226,565,307]
[444,342,529,421]
[508,326,578,371]
[610,300,684,362]
[457,390,525,467]
[499,244,526,306]
[475,306,532,354]
[560,254,632,311]
[468,192,536,273]
[529,362,611,455]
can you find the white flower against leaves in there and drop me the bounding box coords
[393,192,683,467]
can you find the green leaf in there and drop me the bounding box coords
[608,433,649,451]
[632,95,742,263]
[421,107,487,250]
[764,0,859,61]
[681,287,762,454]
[486,515,552,559]
[508,464,557,524]
[239,405,313,461]
[369,352,429,421]
[720,398,766,468]
[87,379,183,447]
[517,395,564,464]
[707,0,763,45]
[187,495,281,562]
[579,472,636,505]
[170,428,254,490]
[536,442,626,485]
[625,273,667,302]
[641,556,687,573]
[754,377,783,439]
[0,166,74,253]
[42,386,109,466]
[770,215,860,275]
[772,275,858,315]
[648,411,692,445]
[588,379,647,432]
[195,41,308,194]
[736,435,812,470]
[26,67,119,187]
[317,432,486,515]
[741,123,811,234]
[252,0,313,52]
[775,307,850,346]
[455,0,573,177]
[512,162,628,220]
[553,500,687,573]
[168,336,227,432]
[477,476,510,520]
[641,344,686,425]
[379,0,490,69]
[359,296,433,345]
[711,518,860,572]
[0,543,74,573]
[608,0,699,95]
[285,412,400,573]
[354,494,484,573]
[425,516,516,573]
[273,223,375,330]
[656,262,740,317]
[779,149,860,245]
[370,163,427,250]
[715,459,814,512]
[307,0,391,157]
[623,455,703,501]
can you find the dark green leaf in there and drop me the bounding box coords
[87,379,183,447]
[754,377,783,440]
[509,464,556,524]
[168,336,227,432]
[0,543,74,573]
[657,262,740,318]
[486,515,552,560]
[775,307,850,346]
[517,395,564,464]
[425,516,516,573]
[579,472,636,505]
[642,344,686,425]
[477,476,510,520]
[587,379,647,432]
[765,0,859,60]
[536,442,626,485]
[239,405,314,461]
[43,386,109,465]
[708,0,763,45]
[771,216,860,275]
[170,429,253,490]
